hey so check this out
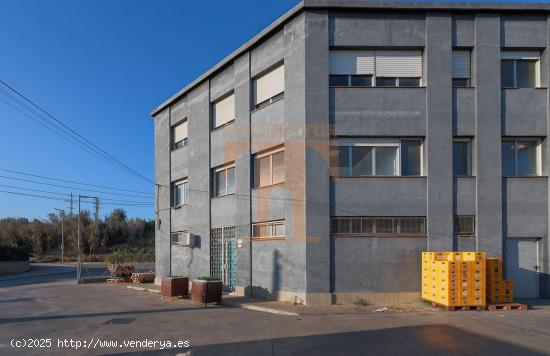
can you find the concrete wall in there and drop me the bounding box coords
[154,7,550,300]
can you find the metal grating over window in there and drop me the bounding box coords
[454,216,475,236]
[331,217,426,236]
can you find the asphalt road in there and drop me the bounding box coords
[0,267,549,355]
[0,263,107,288]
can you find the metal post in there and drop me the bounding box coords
[77,196,81,282]
[54,208,65,264]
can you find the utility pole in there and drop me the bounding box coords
[77,195,98,283]
[69,192,74,217]
[54,208,65,264]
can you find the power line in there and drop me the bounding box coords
[0,175,154,199]
[0,189,154,208]
[0,79,155,185]
[0,168,153,195]
[0,183,154,205]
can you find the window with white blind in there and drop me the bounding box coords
[252,220,285,239]
[172,119,188,150]
[331,217,426,236]
[329,50,422,87]
[452,50,471,87]
[330,139,422,177]
[253,64,284,109]
[253,147,284,188]
[501,51,540,88]
[213,163,235,197]
[212,93,235,129]
[172,178,188,207]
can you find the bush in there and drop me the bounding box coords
[104,247,154,265]
[0,245,29,261]
[197,276,221,282]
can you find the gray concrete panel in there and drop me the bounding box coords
[452,14,474,47]
[331,177,427,216]
[426,13,454,251]
[501,15,547,48]
[453,88,476,136]
[504,178,548,238]
[475,14,503,257]
[251,31,285,77]
[251,99,285,153]
[330,88,426,137]
[329,12,425,47]
[333,237,427,292]
[210,124,240,168]
[211,196,237,228]
[454,177,477,216]
[502,89,547,136]
[210,64,235,102]
[170,146,189,181]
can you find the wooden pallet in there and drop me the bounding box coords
[422,299,484,311]
[487,303,528,311]
[107,277,131,284]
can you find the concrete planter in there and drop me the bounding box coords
[191,280,223,304]
[161,277,189,297]
[0,261,30,276]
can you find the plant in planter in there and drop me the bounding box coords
[191,276,223,304]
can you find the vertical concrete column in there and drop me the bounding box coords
[426,13,454,251]
[304,10,331,304]
[234,53,252,295]
[187,82,211,278]
[154,109,171,283]
[543,15,550,297]
[474,14,502,257]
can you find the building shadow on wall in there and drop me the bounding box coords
[110,324,545,355]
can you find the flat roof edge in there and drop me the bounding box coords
[151,0,550,117]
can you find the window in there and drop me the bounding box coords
[502,139,540,176]
[329,50,422,87]
[253,64,284,109]
[330,139,422,177]
[253,147,284,188]
[212,93,235,129]
[252,220,285,238]
[171,231,189,245]
[454,216,475,236]
[172,120,188,149]
[213,163,235,197]
[453,139,472,176]
[452,50,471,87]
[331,217,426,236]
[501,51,540,88]
[172,179,188,206]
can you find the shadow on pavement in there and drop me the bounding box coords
[111,324,544,356]
[0,306,210,325]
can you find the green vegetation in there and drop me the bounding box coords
[0,245,29,261]
[197,276,222,282]
[104,247,155,264]
[0,209,154,262]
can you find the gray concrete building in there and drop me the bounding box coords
[152,1,550,304]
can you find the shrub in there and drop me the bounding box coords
[0,245,30,261]
[197,276,221,282]
[104,247,154,265]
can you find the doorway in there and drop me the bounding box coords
[210,226,237,292]
[506,238,540,298]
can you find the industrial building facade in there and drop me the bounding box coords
[152,1,550,304]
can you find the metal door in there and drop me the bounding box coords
[506,238,540,299]
[210,226,236,292]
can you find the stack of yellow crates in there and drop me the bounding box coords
[422,252,486,307]
[486,257,513,303]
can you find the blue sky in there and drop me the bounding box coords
[0,0,546,220]
[0,0,299,220]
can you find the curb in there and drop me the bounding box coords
[221,300,300,316]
